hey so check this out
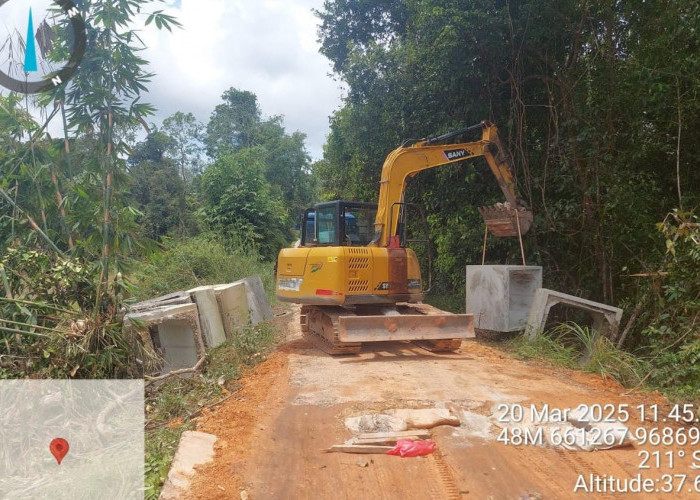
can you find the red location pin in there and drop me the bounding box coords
[50,438,69,465]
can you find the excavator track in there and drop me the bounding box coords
[300,306,362,355]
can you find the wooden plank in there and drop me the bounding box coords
[355,430,431,441]
[323,445,394,454]
[353,435,425,445]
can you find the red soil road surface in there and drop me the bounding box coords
[186,306,697,499]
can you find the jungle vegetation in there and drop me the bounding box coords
[0,0,698,399]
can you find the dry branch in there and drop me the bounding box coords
[144,357,206,385]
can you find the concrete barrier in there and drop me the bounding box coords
[526,288,623,340]
[234,276,273,325]
[123,276,273,374]
[212,282,249,338]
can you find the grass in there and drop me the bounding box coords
[130,235,275,303]
[144,322,279,499]
[506,331,579,369]
[507,322,647,387]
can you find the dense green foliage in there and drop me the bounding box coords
[1,1,181,379]
[128,132,192,240]
[637,212,700,397]
[0,248,150,378]
[317,0,700,300]
[204,88,316,221]
[200,150,289,260]
[316,0,699,396]
[0,6,309,380]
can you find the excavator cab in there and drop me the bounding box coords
[301,201,377,247]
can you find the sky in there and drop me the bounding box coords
[141,0,343,160]
[0,0,344,160]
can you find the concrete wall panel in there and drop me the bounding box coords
[213,282,249,338]
[187,287,227,349]
[123,303,205,373]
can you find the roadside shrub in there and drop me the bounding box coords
[0,246,153,378]
[639,210,700,399]
[549,322,646,387]
[508,322,646,387]
[130,235,275,302]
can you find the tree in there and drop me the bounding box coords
[205,89,262,157]
[200,149,290,260]
[40,0,181,291]
[204,87,316,228]
[128,132,190,240]
[162,111,205,182]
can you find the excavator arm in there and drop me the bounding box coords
[372,121,532,247]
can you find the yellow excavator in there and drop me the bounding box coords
[276,121,533,354]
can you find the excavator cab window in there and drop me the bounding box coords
[341,204,375,246]
[316,205,337,244]
[301,208,315,246]
[301,201,377,247]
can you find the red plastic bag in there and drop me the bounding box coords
[386,439,436,457]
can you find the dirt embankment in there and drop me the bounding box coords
[186,306,694,499]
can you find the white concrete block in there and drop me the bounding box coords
[466,265,542,332]
[526,288,623,339]
[233,276,273,325]
[159,431,217,500]
[213,282,249,338]
[123,303,205,373]
[188,286,227,349]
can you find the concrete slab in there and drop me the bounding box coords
[213,282,249,338]
[466,265,542,332]
[233,276,273,325]
[188,286,227,349]
[125,291,192,313]
[159,431,217,500]
[123,303,205,373]
[526,288,623,339]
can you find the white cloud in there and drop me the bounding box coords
[140,0,343,160]
[0,1,341,159]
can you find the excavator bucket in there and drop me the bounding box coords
[478,203,533,237]
[337,313,474,343]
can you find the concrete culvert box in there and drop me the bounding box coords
[123,303,205,373]
[466,265,542,333]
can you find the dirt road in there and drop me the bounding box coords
[186,306,697,499]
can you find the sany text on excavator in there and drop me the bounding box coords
[276,121,533,354]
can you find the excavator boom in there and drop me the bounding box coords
[373,121,532,246]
